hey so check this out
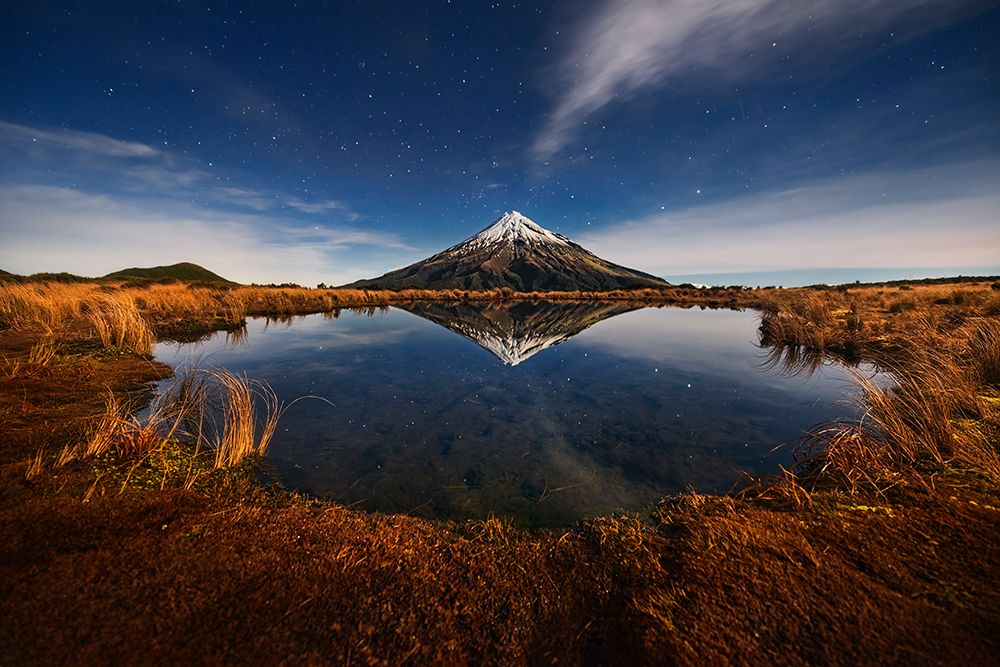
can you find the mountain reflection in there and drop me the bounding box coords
[396,300,641,365]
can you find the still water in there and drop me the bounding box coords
[155,301,863,526]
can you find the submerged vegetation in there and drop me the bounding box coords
[1,277,998,663]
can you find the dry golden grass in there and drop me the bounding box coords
[24,449,45,481]
[83,391,130,458]
[750,282,1000,498]
[55,443,79,467]
[14,352,334,490]
[27,338,58,366]
[84,293,155,355]
[737,465,814,509]
[968,318,1000,387]
[0,281,755,342]
[788,321,1000,494]
[0,282,90,332]
[469,514,519,546]
[208,369,284,467]
[59,367,286,478]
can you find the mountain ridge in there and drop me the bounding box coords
[344,211,669,291]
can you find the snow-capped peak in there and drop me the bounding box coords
[465,211,570,248]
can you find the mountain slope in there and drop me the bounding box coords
[104,262,232,283]
[345,211,668,291]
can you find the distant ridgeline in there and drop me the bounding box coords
[0,262,233,284]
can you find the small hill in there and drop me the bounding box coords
[104,262,232,283]
[345,211,669,291]
[0,268,12,276]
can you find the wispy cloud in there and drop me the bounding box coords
[0,120,361,220]
[0,185,412,285]
[212,186,276,211]
[577,160,1000,275]
[534,0,987,160]
[284,196,357,218]
[0,120,159,158]
[274,223,413,251]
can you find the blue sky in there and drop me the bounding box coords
[1,1,998,286]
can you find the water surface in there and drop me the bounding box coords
[155,302,862,526]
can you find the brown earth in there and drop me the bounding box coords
[2,284,999,665]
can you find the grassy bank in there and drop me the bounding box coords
[1,279,998,664]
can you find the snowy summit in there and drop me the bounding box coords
[464,211,571,249]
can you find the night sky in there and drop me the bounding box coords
[2,1,998,286]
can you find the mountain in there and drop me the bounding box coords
[104,262,232,283]
[345,211,669,291]
[397,299,641,365]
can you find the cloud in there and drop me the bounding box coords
[0,185,413,285]
[0,120,159,158]
[284,197,354,216]
[0,120,361,220]
[274,223,414,251]
[576,160,1000,275]
[212,186,276,211]
[534,0,988,160]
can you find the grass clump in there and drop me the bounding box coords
[27,368,288,489]
[968,319,1000,387]
[85,294,155,355]
[0,282,88,331]
[791,323,1000,494]
[208,369,285,467]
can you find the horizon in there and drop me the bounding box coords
[2,2,999,285]
[4,258,998,291]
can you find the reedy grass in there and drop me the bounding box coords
[0,282,89,331]
[85,294,155,355]
[2,339,59,378]
[208,369,284,468]
[62,368,288,485]
[27,338,58,366]
[24,449,45,481]
[967,318,1000,386]
[789,322,1000,494]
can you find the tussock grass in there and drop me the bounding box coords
[208,369,284,468]
[55,444,79,467]
[16,367,284,492]
[0,282,89,331]
[84,391,130,458]
[791,323,1000,494]
[59,368,288,484]
[85,294,155,355]
[3,339,60,378]
[758,293,844,352]
[968,319,1000,386]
